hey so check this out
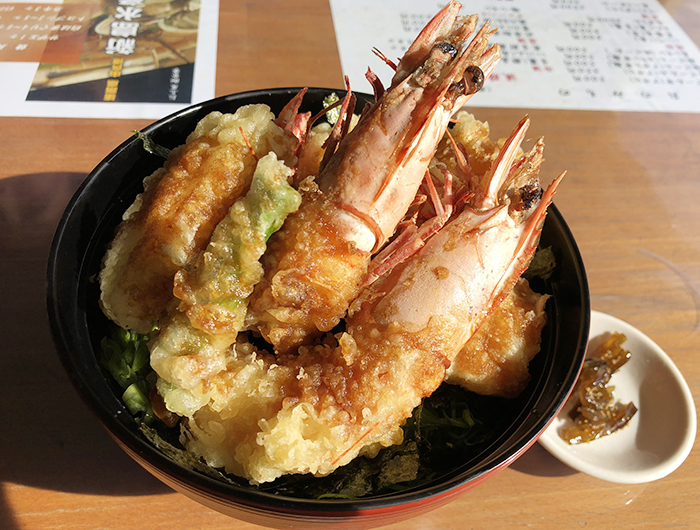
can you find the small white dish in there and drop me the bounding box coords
[538,310,696,484]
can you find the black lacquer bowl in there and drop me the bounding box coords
[47,88,590,529]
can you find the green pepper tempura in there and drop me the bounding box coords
[147,152,302,418]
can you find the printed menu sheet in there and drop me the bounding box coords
[329,0,700,112]
[0,0,217,119]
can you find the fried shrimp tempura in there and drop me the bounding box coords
[245,189,371,353]
[99,105,298,333]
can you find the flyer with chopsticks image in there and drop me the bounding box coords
[0,0,217,118]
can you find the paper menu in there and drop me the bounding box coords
[329,0,700,113]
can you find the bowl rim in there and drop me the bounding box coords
[46,86,590,518]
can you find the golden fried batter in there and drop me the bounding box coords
[100,105,297,332]
[181,323,448,484]
[245,190,370,353]
[433,110,504,182]
[446,278,549,398]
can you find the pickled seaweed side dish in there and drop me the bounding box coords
[562,332,637,444]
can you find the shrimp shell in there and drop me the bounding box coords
[245,1,502,353]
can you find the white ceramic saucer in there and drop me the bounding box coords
[538,310,697,484]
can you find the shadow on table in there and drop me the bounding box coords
[510,442,578,478]
[0,173,171,530]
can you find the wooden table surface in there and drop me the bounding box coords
[2,1,699,528]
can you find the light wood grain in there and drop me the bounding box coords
[2,1,699,529]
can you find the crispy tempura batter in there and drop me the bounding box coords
[446,278,549,398]
[246,190,370,353]
[181,324,447,484]
[100,105,298,332]
[434,110,503,179]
